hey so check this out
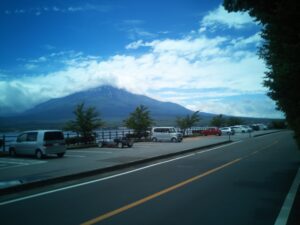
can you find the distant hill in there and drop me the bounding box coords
[0,85,215,130]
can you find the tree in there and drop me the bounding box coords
[65,103,103,143]
[210,114,226,127]
[176,111,201,134]
[223,0,300,148]
[124,105,154,138]
[226,117,243,126]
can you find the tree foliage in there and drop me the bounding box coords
[124,105,154,138]
[64,103,103,142]
[176,111,201,133]
[226,117,244,126]
[223,0,300,147]
[210,114,226,127]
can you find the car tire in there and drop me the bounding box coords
[98,142,103,148]
[35,150,44,159]
[117,142,123,148]
[127,140,134,148]
[9,148,17,157]
[57,153,65,158]
[171,138,177,143]
[152,137,157,142]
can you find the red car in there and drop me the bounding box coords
[201,127,222,136]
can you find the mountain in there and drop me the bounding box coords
[1,85,212,130]
[23,85,194,119]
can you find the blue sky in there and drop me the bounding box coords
[0,0,284,118]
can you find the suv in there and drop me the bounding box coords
[201,127,222,136]
[9,130,66,159]
[151,127,183,142]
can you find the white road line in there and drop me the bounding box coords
[65,154,86,158]
[0,162,47,170]
[274,167,300,225]
[67,150,113,154]
[0,141,239,206]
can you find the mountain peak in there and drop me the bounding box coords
[19,85,193,121]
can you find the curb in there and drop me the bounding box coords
[0,140,231,196]
[253,130,283,138]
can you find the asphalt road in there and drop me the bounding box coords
[0,131,299,225]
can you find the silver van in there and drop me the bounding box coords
[9,130,66,159]
[151,127,183,142]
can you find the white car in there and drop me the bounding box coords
[220,127,235,135]
[151,127,183,142]
[9,130,66,159]
[241,125,253,132]
[230,125,248,133]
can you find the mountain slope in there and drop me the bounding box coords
[21,85,193,120]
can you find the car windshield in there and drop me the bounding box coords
[169,128,176,133]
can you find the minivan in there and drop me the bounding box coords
[9,130,66,159]
[151,127,183,142]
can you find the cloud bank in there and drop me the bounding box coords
[0,5,283,118]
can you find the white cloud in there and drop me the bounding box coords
[3,4,112,16]
[201,5,256,30]
[126,40,145,49]
[24,64,38,70]
[0,32,269,116]
[0,5,281,118]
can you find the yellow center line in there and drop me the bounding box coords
[80,158,242,225]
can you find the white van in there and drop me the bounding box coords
[151,127,183,142]
[9,130,66,159]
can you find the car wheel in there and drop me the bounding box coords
[127,140,134,148]
[35,150,44,159]
[9,148,17,157]
[171,137,177,142]
[57,153,65,158]
[98,142,103,148]
[117,142,123,148]
[152,137,157,142]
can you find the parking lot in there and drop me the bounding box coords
[0,130,281,190]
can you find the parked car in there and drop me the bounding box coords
[151,127,183,142]
[230,125,248,133]
[220,127,235,135]
[251,124,268,131]
[201,127,222,136]
[241,125,253,132]
[9,130,66,159]
[96,135,134,148]
[257,123,268,130]
[250,124,260,131]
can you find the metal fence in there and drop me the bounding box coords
[0,129,135,152]
[0,127,212,152]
